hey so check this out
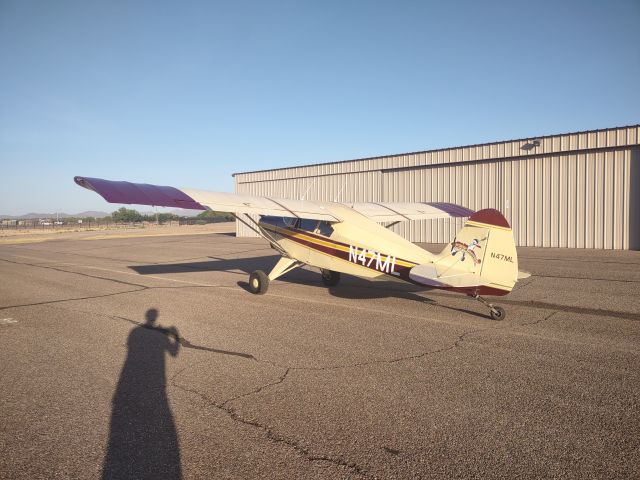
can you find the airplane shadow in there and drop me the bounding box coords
[102,309,182,480]
[131,255,489,319]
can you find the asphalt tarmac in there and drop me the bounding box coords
[1,227,639,479]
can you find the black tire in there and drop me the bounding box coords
[321,269,341,287]
[490,306,506,321]
[248,270,269,295]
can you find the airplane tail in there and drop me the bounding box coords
[410,209,520,296]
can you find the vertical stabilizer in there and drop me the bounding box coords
[422,209,518,295]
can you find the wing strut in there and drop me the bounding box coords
[385,221,401,229]
[233,213,288,256]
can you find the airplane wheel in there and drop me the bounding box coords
[249,270,269,295]
[490,306,506,321]
[321,269,341,287]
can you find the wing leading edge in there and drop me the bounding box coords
[74,176,340,221]
[74,176,473,223]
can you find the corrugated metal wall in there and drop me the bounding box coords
[382,148,637,249]
[235,126,640,250]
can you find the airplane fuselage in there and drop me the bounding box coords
[259,203,435,285]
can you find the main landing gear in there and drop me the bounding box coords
[248,257,303,295]
[473,294,506,321]
[248,260,342,295]
[248,270,269,295]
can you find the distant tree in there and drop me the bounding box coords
[156,213,179,223]
[112,207,143,223]
[196,210,233,222]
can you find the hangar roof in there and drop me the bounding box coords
[233,124,639,182]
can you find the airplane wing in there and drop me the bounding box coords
[74,176,340,221]
[348,202,474,222]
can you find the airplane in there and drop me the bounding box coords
[74,176,529,320]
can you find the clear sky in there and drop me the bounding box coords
[1,0,638,215]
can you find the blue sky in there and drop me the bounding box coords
[1,0,638,215]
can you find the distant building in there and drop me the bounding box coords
[234,125,640,250]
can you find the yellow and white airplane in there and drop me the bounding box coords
[75,176,528,320]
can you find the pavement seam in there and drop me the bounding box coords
[0,289,147,312]
[0,256,150,289]
[0,255,245,312]
[532,274,640,284]
[9,244,274,268]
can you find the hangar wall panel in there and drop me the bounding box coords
[234,125,639,249]
[381,148,636,249]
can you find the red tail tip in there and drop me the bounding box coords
[468,209,511,228]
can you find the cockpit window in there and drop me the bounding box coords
[260,216,296,229]
[317,221,334,237]
[259,216,332,237]
[298,219,319,232]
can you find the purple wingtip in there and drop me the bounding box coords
[73,176,206,210]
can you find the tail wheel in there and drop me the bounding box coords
[321,269,341,287]
[249,270,269,295]
[490,306,506,321]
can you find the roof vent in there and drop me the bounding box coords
[521,139,541,151]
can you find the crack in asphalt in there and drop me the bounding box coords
[522,310,560,327]
[220,367,291,407]
[166,326,488,479]
[169,366,371,479]
[258,327,487,372]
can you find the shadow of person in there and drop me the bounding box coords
[102,309,181,480]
